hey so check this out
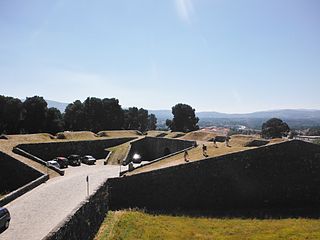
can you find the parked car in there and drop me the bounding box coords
[53,157,68,168]
[0,207,11,230]
[81,155,96,165]
[47,160,60,169]
[67,155,81,166]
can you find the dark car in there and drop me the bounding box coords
[67,155,81,166]
[53,157,68,168]
[81,155,96,165]
[0,207,10,230]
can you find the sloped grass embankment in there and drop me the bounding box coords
[95,210,320,240]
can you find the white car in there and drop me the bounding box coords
[47,160,60,169]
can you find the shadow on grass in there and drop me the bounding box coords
[136,207,320,219]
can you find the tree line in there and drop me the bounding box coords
[0,95,157,134]
[1,94,292,138]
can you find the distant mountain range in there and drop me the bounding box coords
[149,109,320,120]
[45,99,320,121]
[46,100,69,112]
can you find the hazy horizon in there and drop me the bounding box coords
[1,0,320,112]
[43,98,320,114]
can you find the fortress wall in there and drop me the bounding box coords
[108,140,320,212]
[43,178,110,240]
[0,151,43,194]
[124,137,195,164]
[17,137,135,161]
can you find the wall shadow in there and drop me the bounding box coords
[141,207,320,219]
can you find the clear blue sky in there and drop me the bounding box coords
[0,0,319,113]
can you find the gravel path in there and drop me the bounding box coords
[0,161,120,240]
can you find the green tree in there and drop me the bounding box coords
[64,100,86,131]
[123,107,150,132]
[0,96,23,134]
[138,108,149,132]
[45,107,64,134]
[101,98,124,130]
[147,114,157,130]
[0,95,6,133]
[22,96,47,133]
[124,107,139,130]
[166,103,199,132]
[261,118,290,138]
[83,97,104,132]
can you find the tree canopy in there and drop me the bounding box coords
[0,95,157,134]
[166,103,199,132]
[45,107,64,134]
[22,96,48,133]
[0,96,22,134]
[147,114,157,131]
[261,118,290,139]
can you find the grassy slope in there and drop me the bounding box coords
[95,210,320,240]
[126,135,286,176]
[106,142,131,165]
[146,131,169,138]
[126,141,252,176]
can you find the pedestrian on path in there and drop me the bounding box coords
[184,150,189,162]
[213,137,218,148]
[225,136,231,147]
[202,144,208,157]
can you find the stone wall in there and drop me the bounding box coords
[0,174,48,207]
[0,151,43,196]
[124,137,195,164]
[43,179,110,240]
[41,140,320,240]
[108,140,320,213]
[17,137,135,161]
[13,147,65,176]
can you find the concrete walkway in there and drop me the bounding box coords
[0,162,120,240]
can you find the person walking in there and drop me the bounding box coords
[225,136,230,147]
[184,150,189,162]
[202,144,208,157]
[213,137,218,148]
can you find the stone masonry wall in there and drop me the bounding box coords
[108,140,320,213]
[124,137,195,164]
[0,151,43,194]
[18,137,135,161]
[43,179,110,240]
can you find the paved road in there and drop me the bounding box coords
[0,161,120,240]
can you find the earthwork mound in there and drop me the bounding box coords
[97,130,143,138]
[56,131,97,140]
[165,132,186,139]
[146,131,169,138]
[181,131,218,141]
[229,134,263,147]
[6,133,55,142]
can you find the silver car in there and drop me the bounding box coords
[0,207,10,230]
[47,160,60,169]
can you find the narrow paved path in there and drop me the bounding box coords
[0,162,120,240]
